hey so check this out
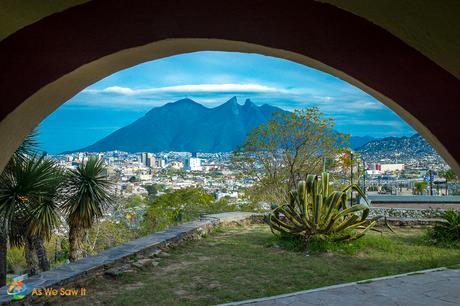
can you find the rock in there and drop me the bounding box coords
[132,258,154,269]
[151,261,160,267]
[155,252,170,258]
[132,262,143,269]
[139,258,153,265]
[146,249,161,258]
[124,269,135,273]
[105,264,131,277]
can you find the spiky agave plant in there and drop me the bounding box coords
[269,172,377,242]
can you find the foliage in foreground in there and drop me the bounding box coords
[269,172,377,242]
[142,188,242,233]
[0,155,64,275]
[428,209,460,243]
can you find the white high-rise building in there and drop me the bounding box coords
[184,157,202,171]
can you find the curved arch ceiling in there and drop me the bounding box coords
[0,0,459,174]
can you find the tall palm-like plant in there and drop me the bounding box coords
[0,155,63,275]
[0,129,39,285]
[63,157,112,262]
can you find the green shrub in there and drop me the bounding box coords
[142,188,237,233]
[269,172,377,243]
[85,221,140,254]
[428,209,460,243]
[7,247,26,275]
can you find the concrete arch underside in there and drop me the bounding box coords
[0,0,459,174]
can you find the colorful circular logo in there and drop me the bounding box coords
[7,280,28,300]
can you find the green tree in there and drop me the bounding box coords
[0,129,55,285]
[414,181,428,195]
[233,108,348,206]
[124,195,145,208]
[0,155,63,275]
[143,184,158,198]
[441,169,457,195]
[128,176,138,183]
[62,157,112,262]
[143,188,217,233]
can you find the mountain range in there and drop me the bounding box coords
[356,133,442,162]
[77,97,287,153]
[75,97,378,153]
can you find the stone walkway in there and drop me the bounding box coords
[224,268,460,306]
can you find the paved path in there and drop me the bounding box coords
[224,268,460,306]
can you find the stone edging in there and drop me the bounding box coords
[0,212,260,305]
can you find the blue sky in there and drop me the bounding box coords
[39,51,415,153]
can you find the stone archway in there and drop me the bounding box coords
[1,0,459,173]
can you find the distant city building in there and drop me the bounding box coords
[146,156,155,168]
[381,163,405,172]
[367,163,405,175]
[169,161,183,170]
[184,157,202,171]
[140,152,156,168]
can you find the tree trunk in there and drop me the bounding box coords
[0,228,7,287]
[68,226,85,262]
[32,236,50,271]
[24,236,39,276]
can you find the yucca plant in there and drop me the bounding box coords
[0,155,64,274]
[62,156,112,262]
[269,172,377,242]
[430,209,460,242]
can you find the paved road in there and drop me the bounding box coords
[224,268,460,306]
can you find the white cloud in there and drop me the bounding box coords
[84,84,287,95]
[312,95,334,102]
[338,119,403,128]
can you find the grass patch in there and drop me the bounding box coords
[447,263,460,269]
[55,224,460,306]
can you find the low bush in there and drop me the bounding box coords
[427,209,460,244]
[142,188,240,233]
[7,247,26,275]
[85,221,141,254]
